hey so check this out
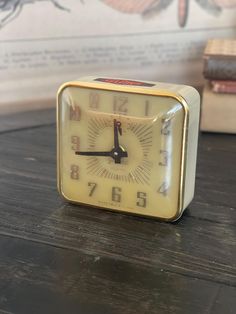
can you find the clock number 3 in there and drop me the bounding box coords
[161,117,171,136]
[159,150,169,167]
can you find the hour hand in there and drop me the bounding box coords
[113,119,122,149]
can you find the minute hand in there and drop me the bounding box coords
[75,151,111,157]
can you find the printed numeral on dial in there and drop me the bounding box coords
[159,150,169,166]
[70,165,79,180]
[69,105,81,121]
[113,96,128,115]
[88,182,97,196]
[71,136,80,151]
[89,92,99,109]
[161,117,171,136]
[136,192,147,208]
[157,182,168,196]
[112,187,121,202]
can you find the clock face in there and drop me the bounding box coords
[57,84,185,219]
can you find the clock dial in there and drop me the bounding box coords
[58,85,185,219]
[84,113,153,185]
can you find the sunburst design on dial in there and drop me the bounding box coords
[86,115,153,185]
[127,122,153,157]
[87,116,111,148]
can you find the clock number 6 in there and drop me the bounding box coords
[112,187,121,202]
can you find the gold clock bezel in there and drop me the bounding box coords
[56,80,189,221]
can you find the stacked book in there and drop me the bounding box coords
[201,39,236,133]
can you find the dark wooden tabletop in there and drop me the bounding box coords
[0,109,235,314]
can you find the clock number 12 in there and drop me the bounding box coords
[113,96,128,115]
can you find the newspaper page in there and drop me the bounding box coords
[0,0,236,113]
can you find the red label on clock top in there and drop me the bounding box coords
[94,78,155,87]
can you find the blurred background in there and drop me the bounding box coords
[0,0,235,115]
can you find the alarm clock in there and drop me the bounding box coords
[57,77,200,221]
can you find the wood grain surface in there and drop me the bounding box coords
[0,109,235,314]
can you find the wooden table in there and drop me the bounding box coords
[0,109,235,314]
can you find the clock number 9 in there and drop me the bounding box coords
[136,192,147,208]
[112,187,121,202]
[71,136,80,151]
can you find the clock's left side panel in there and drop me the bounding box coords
[57,84,91,204]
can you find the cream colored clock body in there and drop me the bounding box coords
[57,77,200,221]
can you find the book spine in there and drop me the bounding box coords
[211,80,236,94]
[200,83,236,134]
[203,58,236,80]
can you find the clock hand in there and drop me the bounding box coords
[111,146,128,164]
[113,119,122,149]
[75,151,112,157]
[76,119,128,163]
[75,146,128,163]
[112,119,128,163]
